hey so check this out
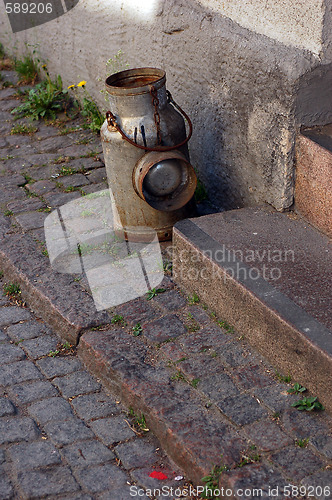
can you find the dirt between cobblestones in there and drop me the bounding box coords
[0,68,331,500]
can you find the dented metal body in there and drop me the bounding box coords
[100,67,196,242]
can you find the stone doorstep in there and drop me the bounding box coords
[295,128,332,238]
[172,208,332,413]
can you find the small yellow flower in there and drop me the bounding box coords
[67,84,75,89]
[41,64,47,69]
[77,80,86,87]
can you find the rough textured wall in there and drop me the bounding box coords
[198,0,326,55]
[0,0,331,211]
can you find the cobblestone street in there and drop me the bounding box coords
[0,292,184,499]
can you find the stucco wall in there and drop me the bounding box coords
[198,0,326,56]
[0,0,331,211]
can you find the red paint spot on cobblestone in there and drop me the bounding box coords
[149,471,168,480]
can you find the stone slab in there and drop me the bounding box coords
[173,207,332,412]
[295,131,332,237]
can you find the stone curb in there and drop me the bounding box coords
[172,214,332,413]
[0,232,112,345]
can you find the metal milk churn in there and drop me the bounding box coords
[100,67,197,241]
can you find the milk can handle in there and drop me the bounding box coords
[106,91,192,152]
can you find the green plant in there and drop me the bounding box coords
[237,452,261,467]
[188,292,200,304]
[111,314,126,326]
[146,287,166,300]
[12,69,69,121]
[127,407,149,432]
[186,319,200,333]
[272,411,281,421]
[292,397,324,411]
[23,173,35,184]
[0,43,5,59]
[287,383,306,394]
[295,438,309,448]
[195,175,208,203]
[64,186,79,193]
[14,54,38,83]
[201,463,228,499]
[75,137,90,145]
[275,371,292,383]
[106,50,129,77]
[176,357,187,363]
[48,350,60,357]
[3,283,21,297]
[68,81,104,133]
[171,370,186,382]
[191,378,200,388]
[37,207,51,213]
[132,323,143,336]
[0,155,15,161]
[4,210,13,216]
[41,248,49,257]
[218,320,234,334]
[0,271,4,279]
[162,259,172,273]
[80,149,100,158]
[10,123,37,135]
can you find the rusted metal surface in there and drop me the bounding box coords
[133,151,197,212]
[105,90,192,152]
[101,67,196,242]
[105,68,166,96]
[150,85,162,145]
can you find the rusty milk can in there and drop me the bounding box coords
[100,67,197,241]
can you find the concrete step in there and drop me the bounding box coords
[295,124,332,237]
[173,206,332,412]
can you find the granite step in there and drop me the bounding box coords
[172,206,332,412]
[295,124,332,237]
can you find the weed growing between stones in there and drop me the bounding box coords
[287,382,306,394]
[295,438,309,448]
[201,462,228,499]
[48,341,75,357]
[132,323,143,336]
[127,407,149,434]
[3,282,21,298]
[275,371,292,383]
[12,66,70,121]
[111,314,127,326]
[217,320,234,334]
[10,123,37,135]
[292,396,324,411]
[68,81,104,133]
[146,288,166,300]
[14,53,38,84]
[188,292,200,304]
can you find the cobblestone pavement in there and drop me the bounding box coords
[0,66,332,500]
[0,289,185,499]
